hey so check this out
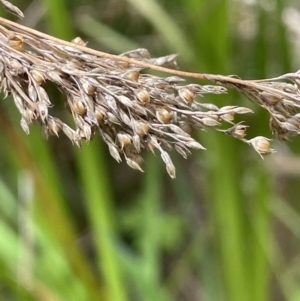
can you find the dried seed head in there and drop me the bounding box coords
[95,107,106,123]
[8,34,24,51]
[48,117,61,136]
[124,70,140,82]
[136,89,150,104]
[10,58,23,73]
[3,20,294,177]
[178,87,195,103]
[30,70,45,85]
[220,112,235,122]
[135,121,150,136]
[71,36,87,46]
[117,133,132,149]
[156,108,172,123]
[23,108,36,122]
[73,99,87,115]
[220,123,248,140]
[247,136,275,158]
[232,126,247,139]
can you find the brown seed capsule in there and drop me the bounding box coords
[8,34,24,51]
[135,121,150,136]
[116,61,130,68]
[73,99,87,115]
[232,125,247,139]
[95,108,105,123]
[48,117,61,137]
[248,136,275,158]
[81,80,97,95]
[10,58,23,74]
[117,133,132,149]
[30,70,45,85]
[220,123,248,140]
[23,108,36,122]
[136,90,150,105]
[71,36,87,46]
[156,108,172,123]
[125,70,140,82]
[220,113,235,122]
[178,87,195,103]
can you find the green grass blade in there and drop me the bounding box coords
[76,142,127,301]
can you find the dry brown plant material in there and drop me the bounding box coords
[2,2,300,177]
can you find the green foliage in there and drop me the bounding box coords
[0,0,300,300]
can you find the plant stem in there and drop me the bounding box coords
[0,17,295,102]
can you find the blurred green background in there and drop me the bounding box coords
[1,0,300,300]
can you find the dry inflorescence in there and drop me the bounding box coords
[1,2,300,177]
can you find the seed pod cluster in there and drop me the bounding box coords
[2,3,300,176]
[0,29,250,177]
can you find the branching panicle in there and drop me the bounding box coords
[1,2,300,177]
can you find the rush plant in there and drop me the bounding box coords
[1,1,300,177]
